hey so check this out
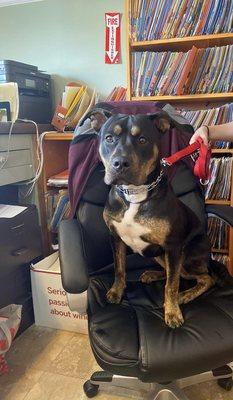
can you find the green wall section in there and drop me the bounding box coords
[0,0,126,105]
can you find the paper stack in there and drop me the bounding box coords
[52,82,96,131]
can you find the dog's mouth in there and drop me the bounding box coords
[104,169,142,186]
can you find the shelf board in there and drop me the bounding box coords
[205,199,231,205]
[47,184,68,189]
[131,93,233,103]
[131,33,233,52]
[44,132,74,141]
[211,149,233,154]
[211,248,229,254]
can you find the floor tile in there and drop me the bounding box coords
[0,365,43,400]
[46,333,99,380]
[23,372,85,400]
[6,326,74,372]
[184,381,233,400]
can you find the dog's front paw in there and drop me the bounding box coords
[165,308,184,329]
[106,287,123,304]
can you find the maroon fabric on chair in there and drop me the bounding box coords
[68,102,195,217]
[68,134,101,218]
[107,100,165,114]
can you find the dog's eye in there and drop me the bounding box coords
[138,136,147,144]
[105,135,114,143]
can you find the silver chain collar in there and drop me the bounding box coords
[117,170,164,197]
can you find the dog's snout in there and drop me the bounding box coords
[112,157,130,171]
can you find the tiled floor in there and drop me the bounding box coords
[0,325,232,400]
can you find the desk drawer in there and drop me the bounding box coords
[0,134,31,151]
[0,149,34,185]
[0,149,32,169]
[0,164,34,185]
[0,228,41,274]
[0,206,42,274]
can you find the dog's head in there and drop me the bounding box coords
[98,112,174,186]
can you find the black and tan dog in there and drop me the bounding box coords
[98,111,216,328]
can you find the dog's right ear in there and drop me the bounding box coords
[81,108,113,132]
[90,109,112,132]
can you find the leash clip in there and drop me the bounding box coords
[161,158,171,167]
[200,178,210,186]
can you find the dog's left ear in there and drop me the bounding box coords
[153,116,171,133]
[149,111,193,135]
[148,111,174,133]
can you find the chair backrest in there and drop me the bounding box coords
[76,164,113,273]
[71,103,206,273]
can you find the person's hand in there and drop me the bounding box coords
[189,125,209,146]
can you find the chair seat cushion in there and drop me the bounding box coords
[88,255,233,382]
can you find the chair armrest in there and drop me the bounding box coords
[206,205,233,227]
[66,292,88,315]
[59,219,89,294]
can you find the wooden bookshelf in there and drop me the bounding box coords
[131,93,233,104]
[37,131,74,255]
[212,249,229,255]
[211,149,233,154]
[125,0,233,273]
[44,132,73,141]
[205,200,231,205]
[131,33,233,52]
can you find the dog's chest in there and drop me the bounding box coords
[112,203,150,255]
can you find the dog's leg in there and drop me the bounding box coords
[140,255,166,283]
[164,249,184,328]
[107,234,126,304]
[179,274,215,305]
[140,270,165,283]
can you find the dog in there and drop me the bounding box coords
[97,111,216,328]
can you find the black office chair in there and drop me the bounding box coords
[59,161,233,400]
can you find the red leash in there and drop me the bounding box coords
[161,137,211,183]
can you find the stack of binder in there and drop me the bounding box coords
[52,83,96,131]
[132,45,233,97]
[212,254,229,269]
[45,189,70,234]
[106,86,127,101]
[205,157,232,200]
[208,217,229,250]
[130,0,233,41]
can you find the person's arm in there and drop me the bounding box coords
[189,121,233,145]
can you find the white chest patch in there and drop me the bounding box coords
[113,202,150,255]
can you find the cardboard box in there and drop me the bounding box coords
[31,252,87,334]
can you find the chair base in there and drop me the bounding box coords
[84,363,233,399]
[146,383,190,400]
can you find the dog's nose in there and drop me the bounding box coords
[112,157,130,171]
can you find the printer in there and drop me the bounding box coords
[0,60,52,123]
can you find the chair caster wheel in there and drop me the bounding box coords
[217,377,233,391]
[83,380,99,398]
